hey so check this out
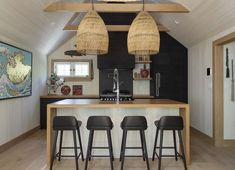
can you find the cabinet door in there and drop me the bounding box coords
[40,98,62,129]
[150,33,188,103]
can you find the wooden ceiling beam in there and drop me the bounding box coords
[63,24,169,32]
[65,13,80,26]
[44,2,189,13]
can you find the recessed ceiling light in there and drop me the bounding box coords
[174,19,180,24]
[50,22,55,26]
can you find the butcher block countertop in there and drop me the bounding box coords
[40,95,154,99]
[48,99,188,108]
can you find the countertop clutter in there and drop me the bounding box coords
[40,94,154,99]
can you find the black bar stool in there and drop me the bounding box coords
[85,116,114,170]
[152,116,187,170]
[50,116,84,170]
[120,116,150,170]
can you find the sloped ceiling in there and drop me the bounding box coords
[0,0,235,56]
[0,0,76,55]
[154,0,235,47]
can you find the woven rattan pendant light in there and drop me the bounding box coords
[76,0,108,55]
[127,0,160,55]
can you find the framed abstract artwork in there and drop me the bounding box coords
[0,41,32,100]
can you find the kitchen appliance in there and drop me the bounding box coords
[100,93,133,101]
[100,90,133,101]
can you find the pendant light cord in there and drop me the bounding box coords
[142,0,145,11]
[92,0,94,10]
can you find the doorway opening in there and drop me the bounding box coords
[213,32,235,146]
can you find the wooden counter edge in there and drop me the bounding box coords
[40,95,154,99]
[40,95,99,99]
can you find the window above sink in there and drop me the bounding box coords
[51,59,94,81]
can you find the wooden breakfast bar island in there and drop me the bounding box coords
[47,99,190,167]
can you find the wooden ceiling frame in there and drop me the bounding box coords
[44,2,190,13]
[63,13,169,32]
[45,2,189,32]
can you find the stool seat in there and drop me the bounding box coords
[120,116,150,170]
[152,116,187,170]
[87,116,113,130]
[121,116,147,130]
[53,116,81,130]
[158,116,184,130]
[50,116,84,170]
[85,116,114,170]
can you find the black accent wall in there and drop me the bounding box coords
[98,32,135,70]
[99,69,133,95]
[98,13,135,70]
[97,15,188,102]
[150,32,188,103]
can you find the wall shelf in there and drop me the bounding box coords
[133,77,152,80]
[135,61,152,64]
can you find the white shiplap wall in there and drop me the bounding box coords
[188,25,235,137]
[0,35,47,145]
[48,36,99,95]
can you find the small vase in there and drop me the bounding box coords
[140,64,149,78]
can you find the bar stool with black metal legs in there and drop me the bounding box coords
[152,116,187,170]
[120,116,150,170]
[50,116,84,170]
[85,116,114,170]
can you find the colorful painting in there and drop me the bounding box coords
[0,41,32,100]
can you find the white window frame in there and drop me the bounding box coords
[51,59,93,81]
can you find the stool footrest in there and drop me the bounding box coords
[154,152,184,159]
[60,147,82,149]
[154,146,176,149]
[161,154,178,158]
[90,155,112,158]
[125,147,143,149]
[124,155,144,158]
[91,147,109,149]
[56,152,81,158]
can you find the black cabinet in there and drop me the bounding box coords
[150,33,188,103]
[40,98,64,129]
[98,32,135,70]
[40,96,98,129]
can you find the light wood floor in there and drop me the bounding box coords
[1,129,235,170]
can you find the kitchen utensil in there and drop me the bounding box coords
[231,59,234,101]
[156,73,161,97]
[226,48,230,78]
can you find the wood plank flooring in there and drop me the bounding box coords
[1,129,235,170]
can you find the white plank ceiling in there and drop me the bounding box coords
[0,0,76,55]
[154,0,235,46]
[0,0,235,55]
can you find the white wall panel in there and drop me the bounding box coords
[188,25,235,137]
[0,35,47,145]
[48,36,99,95]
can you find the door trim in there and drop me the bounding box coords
[213,31,235,146]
